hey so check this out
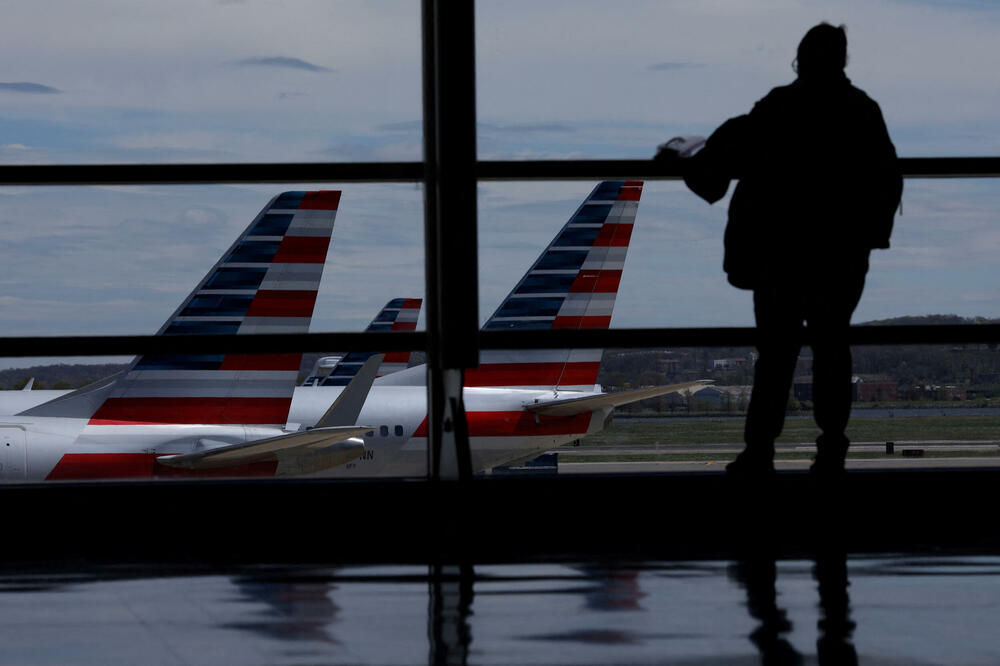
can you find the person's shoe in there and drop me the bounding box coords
[726,449,775,478]
[810,435,849,479]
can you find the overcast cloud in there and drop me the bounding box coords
[0,0,996,365]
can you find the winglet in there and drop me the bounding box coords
[315,354,384,428]
[525,380,714,417]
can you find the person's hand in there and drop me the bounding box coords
[654,136,706,160]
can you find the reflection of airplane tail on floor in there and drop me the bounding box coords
[2,191,379,481]
[289,181,708,476]
[301,298,422,386]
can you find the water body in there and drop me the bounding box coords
[2,556,999,664]
[620,406,1000,423]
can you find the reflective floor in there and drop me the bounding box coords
[2,555,999,665]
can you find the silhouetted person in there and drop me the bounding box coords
[666,23,902,476]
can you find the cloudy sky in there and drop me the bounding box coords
[0,0,998,366]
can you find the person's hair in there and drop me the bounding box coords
[794,23,847,78]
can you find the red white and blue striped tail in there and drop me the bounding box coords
[68,191,339,425]
[307,298,422,386]
[468,180,643,391]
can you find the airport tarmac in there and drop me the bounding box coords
[560,457,1000,474]
[553,440,1000,474]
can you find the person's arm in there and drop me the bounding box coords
[682,114,750,204]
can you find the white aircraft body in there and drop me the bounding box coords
[287,179,705,477]
[0,182,704,481]
[1,190,379,481]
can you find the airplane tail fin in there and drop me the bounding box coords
[468,180,643,391]
[315,297,422,386]
[23,191,341,424]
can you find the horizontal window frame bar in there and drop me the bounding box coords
[1,324,995,358]
[0,157,997,186]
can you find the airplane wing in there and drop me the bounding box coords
[525,381,713,417]
[158,353,384,471]
[155,426,371,470]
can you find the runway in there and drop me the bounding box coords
[559,457,1000,474]
[553,439,1000,474]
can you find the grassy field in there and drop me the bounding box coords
[580,415,1000,448]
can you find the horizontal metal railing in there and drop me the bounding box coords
[1,325,996,359]
[2,157,998,186]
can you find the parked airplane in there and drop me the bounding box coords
[287,180,707,477]
[301,297,422,386]
[2,182,705,481]
[0,190,379,481]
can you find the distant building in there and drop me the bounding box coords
[692,385,751,406]
[852,376,898,402]
[712,358,748,370]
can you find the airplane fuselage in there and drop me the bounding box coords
[0,384,608,481]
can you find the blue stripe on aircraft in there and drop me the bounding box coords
[225,240,282,264]
[272,192,306,209]
[591,181,624,199]
[248,214,294,237]
[572,204,613,222]
[180,294,255,318]
[496,297,564,318]
[203,267,268,290]
[515,274,576,294]
[483,320,552,330]
[553,226,602,247]
[536,250,589,271]
[164,321,242,336]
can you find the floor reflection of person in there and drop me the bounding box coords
[731,552,857,665]
[729,557,802,664]
[814,551,858,665]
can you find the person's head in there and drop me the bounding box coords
[794,23,847,80]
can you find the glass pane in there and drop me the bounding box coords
[476,1,1000,158]
[0,184,426,481]
[476,179,999,474]
[0,2,421,164]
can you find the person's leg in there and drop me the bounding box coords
[808,258,868,473]
[730,285,803,474]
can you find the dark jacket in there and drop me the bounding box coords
[685,75,902,289]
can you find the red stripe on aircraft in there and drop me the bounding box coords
[246,290,318,317]
[219,353,303,371]
[390,321,417,331]
[402,298,422,309]
[382,352,411,363]
[298,190,342,210]
[569,269,623,294]
[412,411,592,438]
[617,184,643,201]
[272,236,330,263]
[90,397,293,425]
[593,223,633,247]
[552,316,612,329]
[464,361,601,387]
[45,453,277,480]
